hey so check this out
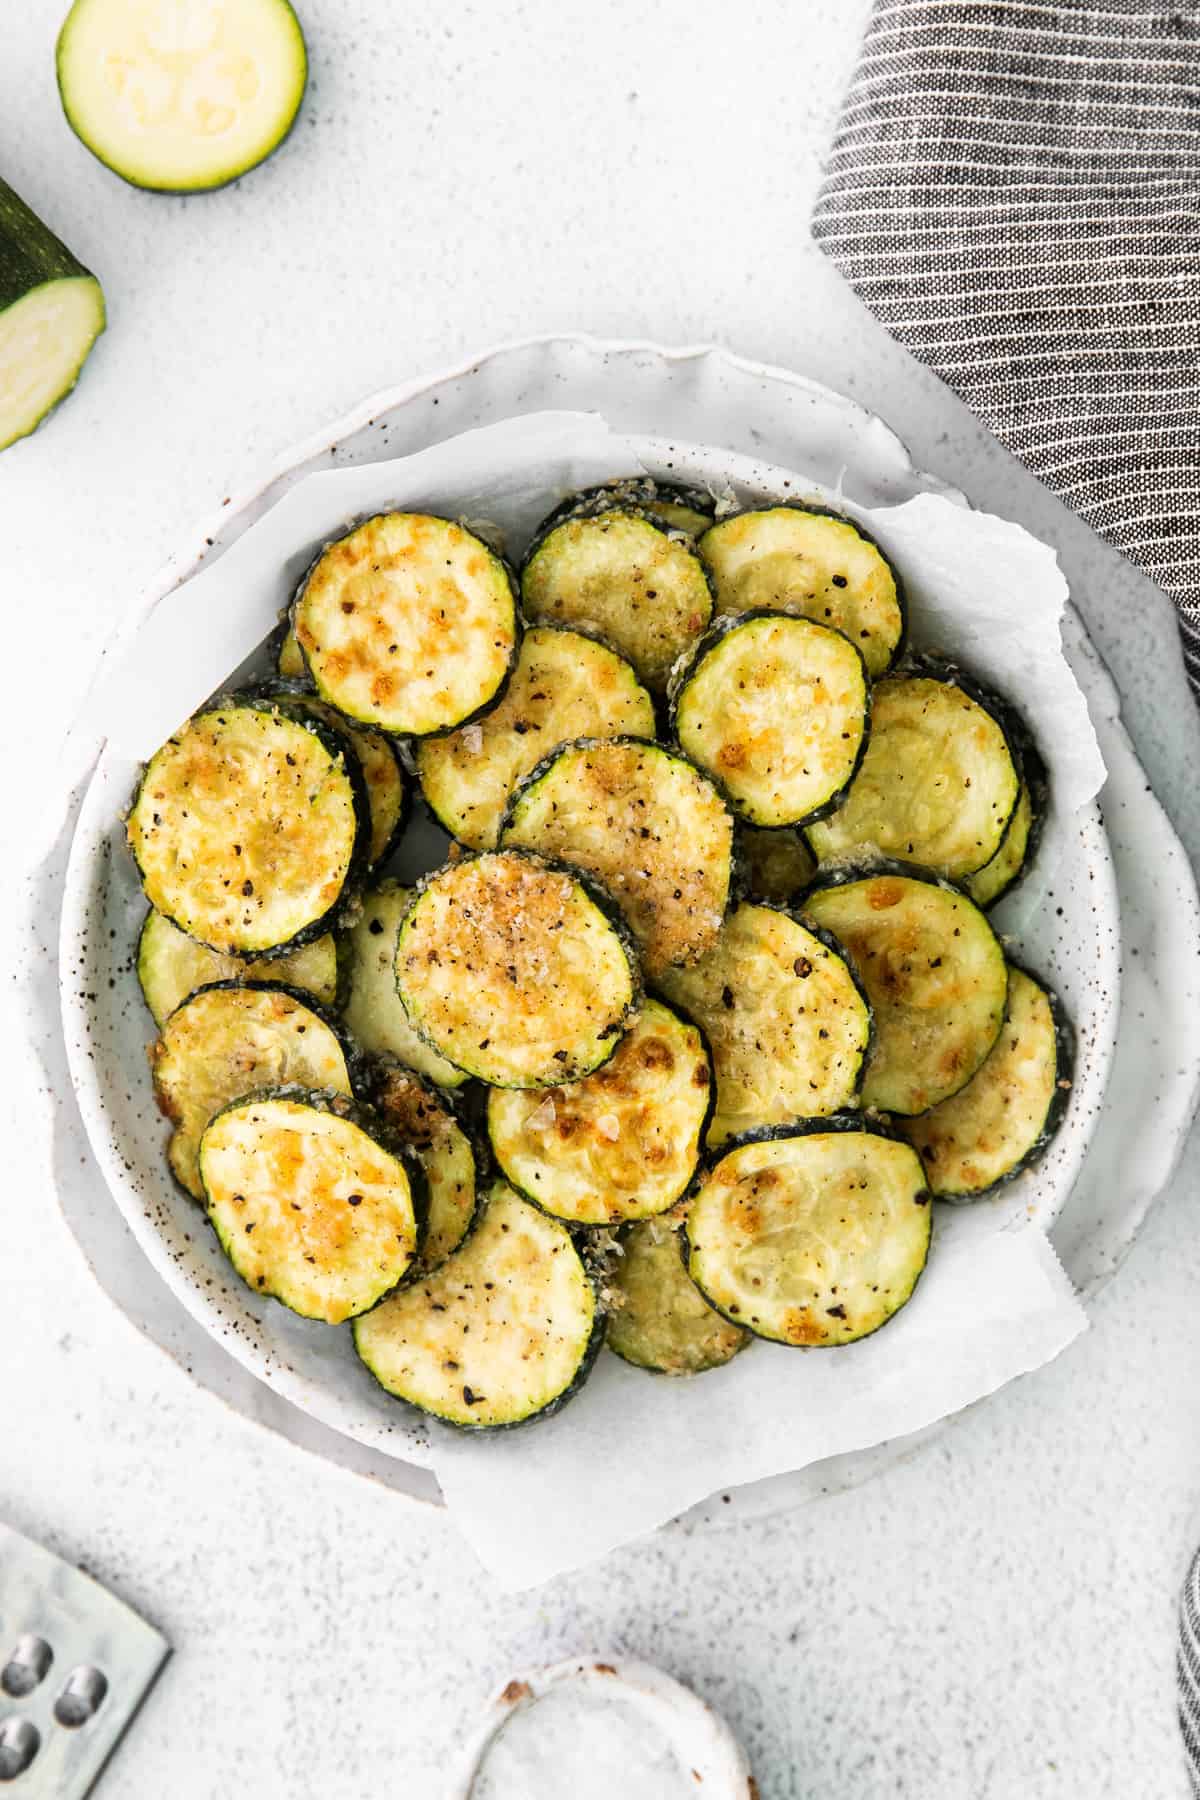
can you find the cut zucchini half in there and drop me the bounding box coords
[543,478,716,541]
[128,698,368,956]
[657,901,871,1147]
[806,665,1021,879]
[738,825,816,904]
[607,1218,750,1376]
[487,998,713,1226]
[800,864,1008,1116]
[252,681,408,868]
[500,736,735,978]
[338,879,467,1089]
[901,966,1074,1199]
[292,512,520,737]
[417,625,655,850]
[200,1088,421,1324]
[685,1120,931,1347]
[367,1060,481,1275]
[967,738,1047,909]
[0,179,105,453]
[56,0,308,194]
[150,981,352,1199]
[521,509,713,690]
[137,907,337,1028]
[671,611,869,827]
[353,1181,602,1430]
[698,506,904,678]
[395,850,641,1088]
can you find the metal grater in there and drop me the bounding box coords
[0,1523,169,1795]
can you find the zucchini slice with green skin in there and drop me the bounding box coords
[657,901,871,1147]
[500,736,735,978]
[671,611,869,827]
[541,479,716,541]
[56,0,308,194]
[967,736,1047,909]
[395,850,641,1089]
[0,178,105,453]
[901,966,1074,1199]
[738,824,816,904]
[800,863,1008,1116]
[698,506,905,679]
[806,663,1021,879]
[417,625,655,850]
[137,907,337,1028]
[366,1059,482,1276]
[521,509,713,691]
[200,1088,422,1325]
[684,1119,931,1347]
[607,1217,750,1375]
[292,512,520,737]
[487,998,713,1226]
[128,698,369,956]
[338,879,467,1089]
[252,680,408,868]
[353,1180,603,1430]
[150,981,353,1199]
[276,622,308,681]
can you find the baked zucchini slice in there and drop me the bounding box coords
[127,698,369,956]
[500,737,735,978]
[367,1060,481,1274]
[292,512,520,736]
[738,825,816,903]
[542,478,716,541]
[353,1180,602,1430]
[607,1218,750,1375]
[0,177,106,453]
[671,611,869,827]
[151,982,352,1199]
[901,966,1074,1199]
[685,1120,931,1347]
[395,850,640,1088]
[967,737,1047,908]
[137,907,337,1028]
[521,509,713,690]
[800,864,1008,1116]
[698,506,904,678]
[338,880,467,1089]
[276,622,307,680]
[417,625,655,850]
[657,901,871,1146]
[252,681,408,868]
[56,0,308,194]
[806,664,1021,879]
[200,1088,421,1324]
[486,998,713,1225]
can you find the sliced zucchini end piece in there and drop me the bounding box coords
[607,1218,750,1375]
[0,275,105,451]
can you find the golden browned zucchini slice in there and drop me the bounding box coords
[542,478,716,541]
[368,1060,481,1275]
[967,738,1046,908]
[607,1218,749,1375]
[136,908,337,1029]
[487,999,713,1225]
[255,682,408,868]
[738,825,816,903]
[685,1121,931,1346]
[339,879,467,1088]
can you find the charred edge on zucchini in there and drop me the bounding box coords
[607,1217,750,1375]
[352,1180,603,1429]
[338,879,468,1088]
[684,1117,931,1347]
[364,1056,483,1276]
[137,906,338,1028]
[535,478,716,541]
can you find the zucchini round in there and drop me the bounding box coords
[684,1119,931,1347]
[416,625,655,850]
[0,177,105,453]
[56,0,308,194]
[738,825,816,904]
[657,901,871,1147]
[338,879,467,1089]
[500,736,735,978]
[200,1088,421,1324]
[486,998,713,1225]
[137,906,337,1028]
[800,863,1008,1116]
[698,505,904,678]
[292,512,520,737]
[521,509,713,690]
[353,1180,602,1430]
[151,982,352,1199]
[607,1218,749,1376]
[541,478,716,541]
[967,736,1047,909]
[395,850,641,1088]
[901,966,1074,1198]
[276,622,307,681]
[127,698,369,956]
[806,664,1021,879]
[671,611,869,827]
[252,680,408,868]
[367,1060,481,1275]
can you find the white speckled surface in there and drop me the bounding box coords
[7,1,1200,1794]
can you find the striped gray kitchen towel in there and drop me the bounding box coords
[811,1,1200,695]
[1180,1544,1200,1791]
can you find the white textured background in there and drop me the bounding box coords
[6,2,1200,1794]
